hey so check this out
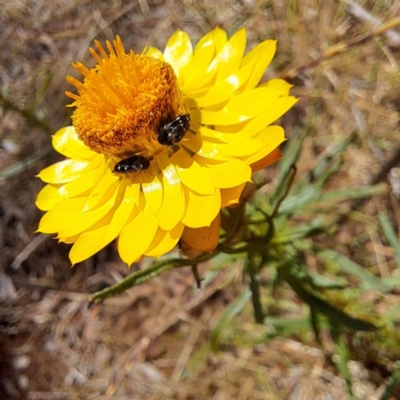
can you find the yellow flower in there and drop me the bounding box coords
[35,28,297,266]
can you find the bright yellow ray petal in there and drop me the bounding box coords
[201,159,252,189]
[164,30,193,78]
[193,62,255,109]
[172,149,215,195]
[156,173,185,230]
[208,28,247,82]
[118,203,158,266]
[239,125,285,163]
[241,39,277,90]
[182,185,221,228]
[142,173,163,215]
[198,86,284,126]
[145,222,184,258]
[239,96,298,135]
[220,183,246,207]
[58,183,120,238]
[52,126,97,160]
[37,197,86,233]
[181,212,221,253]
[69,223,112,265]
[36,184,62,211]
[83,168,121,211]
[145,46,165,60]
[260,78,293,95]
[182,30,221,92]
[37,159,91,184]
[104,182,139,243]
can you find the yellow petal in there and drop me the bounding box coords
[201,159,252,189]
[208,28,247,82]
[239,97,298,135]
[36,184,62,211]
[156,173,185,230]
[183,28,228,92]
[194,62,255,109]
[37,197,86,233]
[173,149,215,195]
[118,203,158,266]
[199,86,283,126]
[37,159,91,184]
[260,78,293,95]
[251,147,282,171]
[83,168,121,210]
[142,174,163,215]
[213,136,264,157]
[69,223,112,265]
[164,30,193,78]
[181,213,221,253]
[220,183,246,207]
[241,39,277,90]
[52,126,96,160]
[145,46,164,60]
[58,183,120,237]
[240,125,286,165]
[145,222,184,258]
[104,182,139,243]
[182,185,221,228]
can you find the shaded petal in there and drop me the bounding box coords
[52,126,96,160]
[181,212,221,253]
[251,147,282,171]
[164,30,193,78]
[145,222,184,258]
[118,203,158,266]
[220,183,246,207]
[182,185,221,228]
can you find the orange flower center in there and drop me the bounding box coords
[66,36,184,158]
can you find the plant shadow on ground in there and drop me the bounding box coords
[1,1,400,399]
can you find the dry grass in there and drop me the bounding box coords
[1,0,400,399]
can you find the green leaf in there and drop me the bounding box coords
[318,249,391,292]
[210,289,252,350]
[280,263,376,331]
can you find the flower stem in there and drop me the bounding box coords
[89,252,215,304]
[246,258,264,324]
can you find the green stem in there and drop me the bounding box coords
[246,258,264,324]
[89,252,216,304]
